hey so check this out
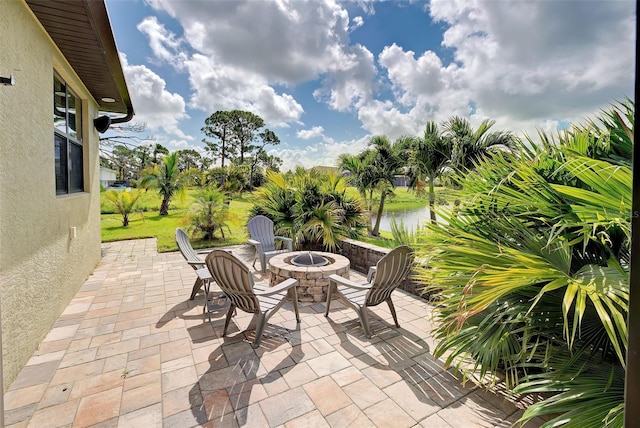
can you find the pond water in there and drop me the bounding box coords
[371,207,432,232]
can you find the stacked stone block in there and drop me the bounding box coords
[269,252,350,303]
[340,239,421,296]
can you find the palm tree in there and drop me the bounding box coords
[104,189,142,226]
[417,100,633,427]
[249,169,366,251]
[367,136,403,236]
[338,150,378,212]
[338,153,367,203]
[140,151,183,215]
[442,116,515,173]
[405,121,452,223]
[186,187,230,240]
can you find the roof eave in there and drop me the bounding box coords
[27,0,134,120]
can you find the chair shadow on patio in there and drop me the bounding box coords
[156,298,225,329]
[188,325,304,426]
[324,316,516,427]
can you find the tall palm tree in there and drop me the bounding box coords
[140,151,183,215]
[442,116,515,172]
[338,153,367,202]
[368,136,403,236]
[405,121,452,223]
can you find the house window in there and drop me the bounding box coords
[54,75,83,194]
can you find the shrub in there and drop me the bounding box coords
[185,187,230,240]
[416,100,633,427]
[249,168,367,251]
[104,189,143,226]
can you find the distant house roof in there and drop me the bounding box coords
[26,0,133,121]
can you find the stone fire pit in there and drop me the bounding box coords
[269,251,350,303]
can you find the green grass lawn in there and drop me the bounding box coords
[383,186,462,211]
[101,190,254,252]
[101,185,458,252]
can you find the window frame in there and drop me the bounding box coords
[54,73,84,195]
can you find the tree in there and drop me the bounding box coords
[442,116,515,172]
[405,122,452,223]
[261,153,282,171]
[179,167,205,187]
[248,128,280,188]
[368,136,403,236]
[104,189,142,226]
[202,110,280,172]
[338,152,374,210]
[199,156,214,171]
[338,141,400,236]
[109,145,136,181]
[229,110,264,165]
[133,145,152,178]
[152,143,169,164]
[206,165,249,194]
[202,111,237,167]
[99,122,156,181]
[176,149,202,172]
[140,152,183,215]
[249,169,366,251]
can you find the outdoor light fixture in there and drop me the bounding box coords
[0,75,15,86]
[93,115,111,133]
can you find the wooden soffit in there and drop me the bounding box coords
[26,0,133,118]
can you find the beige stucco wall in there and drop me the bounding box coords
[0,0,102,391]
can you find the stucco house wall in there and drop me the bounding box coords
[0,1,102,390]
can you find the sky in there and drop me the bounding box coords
[104,0,636,171]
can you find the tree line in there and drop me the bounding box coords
[100,110,283,189]
[338,116,515,236]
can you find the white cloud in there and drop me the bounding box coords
[313,44,377,111]
[352,0,634,143]
[297,126,325,139]
[127,0,634,168]
[136,16,187,68]
[273,136,370,171]
[120,54,191,140]
[428,0,634,123]
[350,16,364,31]
[296,125,336,144]
[379,44,445,106]
[141,0,377,124]
[155,0,352,83]
[184,54,304,127]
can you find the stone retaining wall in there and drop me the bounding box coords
[340,239,422,296]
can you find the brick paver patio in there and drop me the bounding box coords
[4,239,544,427]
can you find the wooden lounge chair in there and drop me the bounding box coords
[176,228,211,300]
[325,245,414,338]
[175,228,229,321]
[205,249,301,348]
[248,215,293,273]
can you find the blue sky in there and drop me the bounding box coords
[105,0,635,170]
